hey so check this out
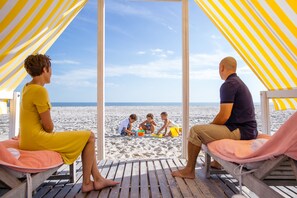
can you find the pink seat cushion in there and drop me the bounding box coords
[0,139,63,173]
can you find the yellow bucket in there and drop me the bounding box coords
[170,127,181,137]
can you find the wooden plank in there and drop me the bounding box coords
[197,155,237,197]
[224,174,258,198]
[275,186,297,198]
[160,159,182,198]
[270,186,291,198]
[147,160,161,198]
[55,161,83,198]
[174,158,205,198]
[119,160,132,198]
[208,151,283,198]
[0,167,22,188]
[254,155,287,180]
[88,160,113,198]
[64,161,84,198]
[154,160,172,198]
[211,174,234,198]
[2,166,60,198]
[285,186,297,198]
[41,164,74,198]
[140,161,149,198]
[289,159,297,179]
[130,160,140,198]
[167,159,192,197]
[108,160,124,198]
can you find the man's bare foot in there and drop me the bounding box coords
[171,168,195,179]
[82,181,94,193]
[202,161,222,169]
[94,178,119,190]
[210,161,222,169]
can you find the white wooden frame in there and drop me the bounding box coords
[97,0,189,159]
[97,0,105,160]
[261,89,297,135]
[0,92,20,139]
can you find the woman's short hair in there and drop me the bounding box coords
[24,54,51,77]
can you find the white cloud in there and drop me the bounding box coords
[136,48,175,58]
[137,51,146,55]
[106,24,133,38]
[52,68,96,87]
[210,34,221,40]
[76,16,96,25]
[51,60,80,65]
[106,51,247,80]
[106,1,176,32]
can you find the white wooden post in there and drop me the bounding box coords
[260,89,297,135]
[9,92,21,139]
[260,91,270,135]
[182,0,189,159]
[97,0,105,160]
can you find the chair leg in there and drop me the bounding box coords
[69,162,76,183]
[204,152,211,178]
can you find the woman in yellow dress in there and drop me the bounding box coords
[19,54,118,193]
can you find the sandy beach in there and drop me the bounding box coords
[0,105,295,159]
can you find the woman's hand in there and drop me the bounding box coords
[39,110,54,132]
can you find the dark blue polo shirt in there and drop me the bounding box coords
[220,73,258,140]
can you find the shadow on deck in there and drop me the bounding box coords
[2,155,297,198]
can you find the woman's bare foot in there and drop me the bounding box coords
[171,168,195,179]
[82,181,94,193]
[94,178,119,190]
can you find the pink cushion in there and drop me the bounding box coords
[0,139,63,173]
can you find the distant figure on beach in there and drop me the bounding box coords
[157,112,179,137]
[172,56,258,179]
[118,114,137,136]
[139,113,157,134]
[19,54,118,193]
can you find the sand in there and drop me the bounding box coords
[0,105,295,159]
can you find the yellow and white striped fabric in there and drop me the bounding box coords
[0,0,87,94]
[195,0,297,110]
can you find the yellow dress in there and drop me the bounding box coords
[19,84,91,165]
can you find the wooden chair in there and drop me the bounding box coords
[204,150,297,198]
[0,163,76,198]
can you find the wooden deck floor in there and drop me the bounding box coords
[7,156,297,198]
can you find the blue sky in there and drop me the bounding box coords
[18,0,265,103]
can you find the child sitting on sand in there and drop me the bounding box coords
[157,112,179,137]
[139,113,157,134]
[118,114,137,136]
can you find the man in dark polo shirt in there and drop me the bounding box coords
[172,56,258,179]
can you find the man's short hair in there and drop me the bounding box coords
[146,113,154,119]
[161,112,168,116]
[24,54,51,77]
[130,114,137,121]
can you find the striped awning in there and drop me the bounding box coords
[0,0,87,95]
[195,0,297,110]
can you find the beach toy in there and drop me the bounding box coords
[170,127,180,137]
[152,133,163,138]
[137,127,145,137]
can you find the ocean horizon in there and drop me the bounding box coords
[51,102,261,107]
[51,102,220,107]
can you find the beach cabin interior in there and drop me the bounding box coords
[1,0,297,197]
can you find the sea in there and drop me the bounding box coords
[51,102,221,107]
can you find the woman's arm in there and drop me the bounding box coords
[40,110,54,132]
